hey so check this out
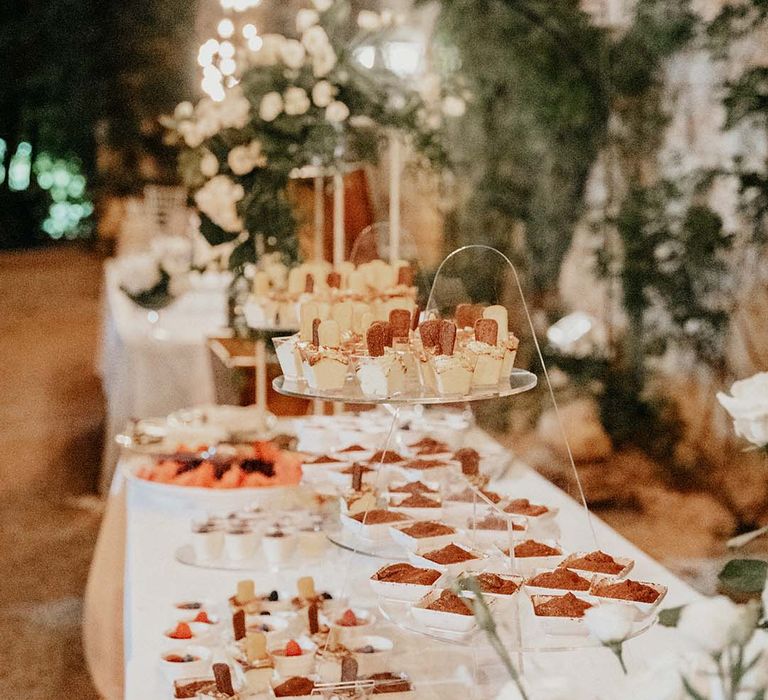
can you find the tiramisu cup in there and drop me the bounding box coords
[421,320,476,395]
[191,518,224,562]
[301,319,349,391]
[355,322,407,398]
[224,521,258,561]
[482,305,519,377]
[466,318,504,387]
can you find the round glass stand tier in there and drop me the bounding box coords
[272,369,538,405]
[377,597,656,652]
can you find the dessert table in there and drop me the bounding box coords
[98,260,228,493]
[88,419,702,700]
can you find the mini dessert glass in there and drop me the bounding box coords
[262,527,298,567]
[191,518,224,562]
[224,520,258,561]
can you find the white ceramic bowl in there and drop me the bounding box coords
[245,613,291,642]
[270,642,317,678]
[408,544,486,577]
[351,635,394,676]
[161,622,212,648]
[530,594,591,636]
[158,645,212,681]
[368,566,444,602]
[411,589,477,633]
[390,504,444,522]
[328,608,376,645]
[522,568,593,601]
[461,571,524,602]
[588,577,668,619]
[496,540,564,576]
[340,512,411,542]
[388,522,459,554]
[558,553,634,581]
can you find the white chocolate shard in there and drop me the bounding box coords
[482,305,508,346]
[317,319,341,347]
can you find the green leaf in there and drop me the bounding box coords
[752,690,765,700]
[199,214,239,247]
[718,559,768,595]
[658,605,684,627]
[682,676,707,700]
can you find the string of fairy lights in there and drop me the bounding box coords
[197,0,264,101]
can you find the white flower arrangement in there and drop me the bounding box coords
[193,175,244,233]
[717,373,768,450]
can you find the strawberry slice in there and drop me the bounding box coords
[169,622,193,639]
[193,611,211,624]
[284,640,303,657]
[338,609,358,627]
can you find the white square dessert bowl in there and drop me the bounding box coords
[396,459,460,484]
[588,577,668,619]
[328,464,383,490]
[158,645,212,681]
[458,571,524,603]
[362,672,416,700]
[331,445,374,462]
[558,552,634,581]
[270,675,320,700]
[530,594,594,636]
[388,520,459,553]
[496,539,565,576]
[368,562,444,602]
[340,510,412,542]
[464,513,528,548]
[522,567,594,601]
[389,494,443,522]
[408,542,486,577]
[411,589,478,633]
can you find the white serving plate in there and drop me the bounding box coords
[530,594,592,636]
[558,553,634,581]
[588,578,668,619]
[411,589,478,633]
[408,544,486,577]
[369,567,443,602]
[388,522,459,553]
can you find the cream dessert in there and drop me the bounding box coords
[466,318,505,386]
[420,319,476,395]
[355,322,407,397]
[301,319,349,391]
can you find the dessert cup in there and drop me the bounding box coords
[351,635,394,676]
[301,349,349,391]
[523,568,594,601]
[191,519,224,562]
[408,543,486,577]
[588,577,667,619]
[411,589,477,634]
[172,676,216,698]
[368,563,443,602]
[340,511,411,542]
[244,613,290,642]
[159,645,212,681]
[387,521,458,554]
[270,675,318,700]
[389,495,443,522]
[354,353,407,398]
[328,607,376,645]
[495,539,564,576]
[465,341,504,387]
[262,530,298,568]
[530,594,591,636]
[240,658,276,693]
[460,572,523,604]
[558,552,634,581]
[430,355,475,396]
[273,335,304,382]
[224,522,258,561]
[270,642,316,678]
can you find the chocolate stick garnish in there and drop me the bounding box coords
[308,601,319,634]
[312,318,321,347]
[366,323,385,358]
[397,265,414,287]
[410,305,420,332]
[341,655,359,682]
[351,463,364,491]
[455,447,480,476]
[474,318,499,346]
[327,271,341,289]
[380,321,393,348]
[438,320,457,355]
[389,309,411,340]
[233,609,246,641]
[305,273,315,293]
[419,319,441,350]
[213,662,235,696]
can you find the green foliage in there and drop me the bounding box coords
[658,605,683,627]
[718,559,768,596]
[120,268,175,310]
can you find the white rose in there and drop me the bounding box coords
[311,80,334,107]
[217,87,251,129]
[311,0,333,11]
[312,43,337,77]
[442,95,466,117]
[678,595,746,653]
[255,34,287,66]
[584,603,635,643]
[118,254,162,295]
[199,150,219,177]
[613,658,685,700]
[283,86,311,116]
[178,121,204,148]
[325,100,349,123]
[296,8,319,33]
[302,25,331,56]
[717,373,768,448]
[732,599,761,645]
[174,101,194,120]
[259,91,284,122]
[357,10,381,31]
[228,140,266,175]
[193,175,244,233]
[280,38,306,69]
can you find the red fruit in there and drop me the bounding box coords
[338,609,358,627]
[285,640,302,657]
[193,611,211,624]
[169,622,193,639]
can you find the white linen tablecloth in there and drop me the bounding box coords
[91,424,701,700]
[98,261,228,493]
